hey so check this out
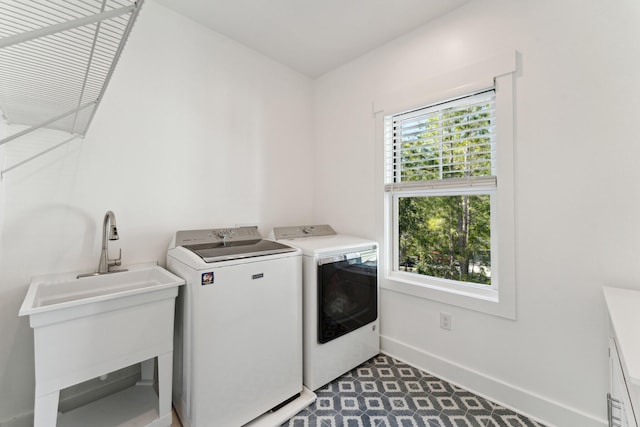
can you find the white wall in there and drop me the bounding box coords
[4,0,640,425]
[313,0,640,425]
[0,2,314,422]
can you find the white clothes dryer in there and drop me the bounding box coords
[167,226,315,427]
[271,225,379,391]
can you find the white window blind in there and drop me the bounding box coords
[384,90,496,191]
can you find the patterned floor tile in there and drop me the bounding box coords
[280,354,546,427]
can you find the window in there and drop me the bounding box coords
[386,90,496,287]
[376,53,516,318]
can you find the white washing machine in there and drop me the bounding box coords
[271,225,379,391]
[167,226,315,427]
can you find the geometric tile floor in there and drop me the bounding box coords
[281,354,547,427]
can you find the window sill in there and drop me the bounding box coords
[382,271,515,319]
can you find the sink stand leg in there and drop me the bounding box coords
[137,358,155,386]
[34,389,59,427]
[158,352,173,423]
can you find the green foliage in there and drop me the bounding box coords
[398,195,491,285]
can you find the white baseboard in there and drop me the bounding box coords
[381,335,606,427]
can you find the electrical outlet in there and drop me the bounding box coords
[440,312,452,330]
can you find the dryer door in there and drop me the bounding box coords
[317,248,378,344]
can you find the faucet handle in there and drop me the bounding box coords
[109,248,122,268]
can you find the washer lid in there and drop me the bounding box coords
[184,239,296,263]
[175,226,296,263]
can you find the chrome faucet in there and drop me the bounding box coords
[97,210,122,274]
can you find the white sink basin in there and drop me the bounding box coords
[20,265,183,315]
[19,265,185,329]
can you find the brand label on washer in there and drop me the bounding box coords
[252,273,264,280]
[201,272,214,285]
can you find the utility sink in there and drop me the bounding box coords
[20,265,184,323]
[19,265,184,427]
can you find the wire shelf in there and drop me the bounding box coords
[0,0,145,174]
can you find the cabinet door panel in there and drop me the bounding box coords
[611,337,636,427]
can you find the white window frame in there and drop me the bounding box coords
[374,52,516,319]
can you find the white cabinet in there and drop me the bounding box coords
[609,337,635,427]
[603,287,640,427]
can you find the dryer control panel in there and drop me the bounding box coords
[272,224,336,240]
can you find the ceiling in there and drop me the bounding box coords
[155,0,471,78]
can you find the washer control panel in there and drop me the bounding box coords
[175,226,261,246]
[272,224,336,240]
